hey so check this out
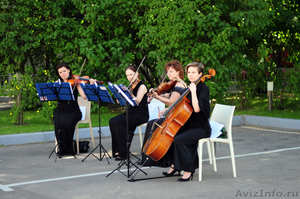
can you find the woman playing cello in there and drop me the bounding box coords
[162,61,211,181]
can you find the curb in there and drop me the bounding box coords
[0,115,299,146]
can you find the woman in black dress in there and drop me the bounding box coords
[109,65,149,161]
[140,60,186,166]
[162,62,211,181]
[53,62,89,158]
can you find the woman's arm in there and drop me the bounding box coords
[153,82,185,106]
[134,84,147,104]
[189,83,200,113]
[77,84,87,100]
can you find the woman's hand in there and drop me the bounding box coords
[189,83,197,93]
[158,108,169,118]
[90,79,96,84]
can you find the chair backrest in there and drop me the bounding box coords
[210,104,235,139]
[148,98,166,121]
[77,96,91,123]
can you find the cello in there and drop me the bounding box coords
[143,69,216,161]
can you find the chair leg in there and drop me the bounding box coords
[55,138,58,153]
[210,141,217,172]
[138,126,143,149]
[207,140,212,164]
[76,125,79,154]
[198,140,204,181]
[229,141,237,177]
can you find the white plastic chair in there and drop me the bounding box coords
[197,103,236,181]
[75,97,95,154]
[138,98,165,148]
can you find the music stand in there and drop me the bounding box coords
[79,83,114,163]
[35,82,77,162]
[106,82,147,178]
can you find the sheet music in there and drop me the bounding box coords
[210,120,225,138]
[79,83,114,104]
[79,106,86,120]
[35,82,75,101]
[113,84,136,106]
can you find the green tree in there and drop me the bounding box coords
[135,0,273,103]
[263,0,300,109]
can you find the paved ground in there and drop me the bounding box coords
[0,126,300,199]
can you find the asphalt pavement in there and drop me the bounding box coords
[1,125,300,199]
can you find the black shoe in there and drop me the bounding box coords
[178,171,195,182]
[162,167,180,176]
[136,160,142,165]
[115,157,125,161]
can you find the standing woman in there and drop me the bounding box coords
[140,60,186,166]
[162,62,211,181]
[109,64,149,161]
[53,62,89,158]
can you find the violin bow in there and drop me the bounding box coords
[127,55,146,90]
[72,58,87,92]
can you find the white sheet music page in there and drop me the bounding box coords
[113,84,135,106]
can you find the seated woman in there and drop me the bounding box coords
[162,61,211,181]
[140,60,186,166]
[53,62,92,158]
[109,65,149,161]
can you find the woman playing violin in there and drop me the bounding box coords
[139,60,187,166]
[53,62,93,158]
[162,61,211,181]
[109,64,149,161]
[148,60,186,106]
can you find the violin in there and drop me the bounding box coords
[68,74,104,86]
[129,78,141,94]
[147,78,179,97]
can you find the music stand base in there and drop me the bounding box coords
[82,143,111,163]
[106,159,147,178]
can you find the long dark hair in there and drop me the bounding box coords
[125,64,140,78]
[56,62,73,81]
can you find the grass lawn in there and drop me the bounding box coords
[0,109,121,135]
[0,97,299,135]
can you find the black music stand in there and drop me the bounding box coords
[106,82,147,178]
[79,83,114,163]
[35,82,77,162]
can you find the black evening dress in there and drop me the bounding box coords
[164,82,211,172]
[53,87,82,156]
[109,81,149,159]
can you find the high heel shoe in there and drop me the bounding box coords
[162,167,180,176]
[178,170,195,182]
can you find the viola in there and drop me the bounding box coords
[143,69,216,161]
[147,78,179,97]
[68,74,104,86]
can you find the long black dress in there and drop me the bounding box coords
[109,81,149,159]
[53,87,82,156]
[164,82,211,172]
[141,86,186,166]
